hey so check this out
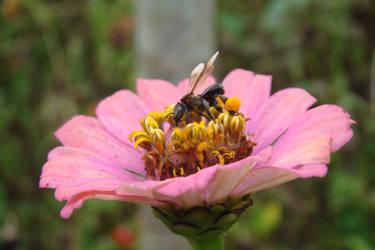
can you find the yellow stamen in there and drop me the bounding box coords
[142,117,159,134]
[180,167,185,176]
[197,142,211,152]
[147,111,165,123]
[165,104,174,114]
[134,137,150,150]
[212,151,225,165]
[214,134,225,145]
[128,130,149,142]
[223,151,235,160]
[150,129,165,154]
[184,123,196,141]
[195,151,204,162]
[171,127,184,141]
[207,120,224,139]
[196,122,208,142]
[218,112,230,130]
[230,116,239,131]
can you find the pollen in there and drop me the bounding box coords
[225,97,241,112]
[130,93,255,180]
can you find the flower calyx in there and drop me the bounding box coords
[152,195,253,240]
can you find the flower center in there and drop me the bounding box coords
[129,96,257,180]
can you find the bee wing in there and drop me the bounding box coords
[187,51,219,94]
[187,63,205,94]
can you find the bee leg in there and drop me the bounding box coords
[213,95,228,112]
[202,99,214,120]
[218,95,228,103]
[183,104,191,123]
[213,102,222,112]
[197,112,211,120]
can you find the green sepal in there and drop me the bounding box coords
[151,195,253,241]
[173,222,202,237]
[183,207,212,228]
[209,204,226,214]
[230,199,253,213]
[215,212,239,229]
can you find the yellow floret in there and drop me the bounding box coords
[142,117,159,134]
[179,167,185,176]
[148,111,165,123]
[212,150,225,165]
[197,142,211,152]
[134,137,150,150]
[128,130,149,142]
[195,151,204,162]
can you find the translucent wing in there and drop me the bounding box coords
[187,63,205,94]
[187,51,219,94]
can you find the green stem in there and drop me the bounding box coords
[187,236,224,250]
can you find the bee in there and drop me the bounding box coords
[161,52,227,128]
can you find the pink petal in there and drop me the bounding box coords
[118,155,265,209]
[96,90,151,145]
[288,164,328,178]
[222,69,254,99]
[40,147,161,218]
[40,147,141,192]
[136,79,181,111]
[232,167,298,197]
[277,104,354,153]
[153,161,255,208]
[60,191,165,218]
[55,116,145,174]
[60,191,119,218]
[233,162,328,197]
[116,179,168,200]
[196,159,257,205]
[249,88,316,154]
[268,130,331,168]
[118,172,207,208]
[177,76,216,95]
[241,74,272,119]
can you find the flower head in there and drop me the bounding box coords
[40,54,354,220]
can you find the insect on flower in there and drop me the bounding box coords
[161,53,222,126]
[161,52,241,128]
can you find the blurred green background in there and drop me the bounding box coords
[1,0,374,249]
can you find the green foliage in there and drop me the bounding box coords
[0,0,374,249]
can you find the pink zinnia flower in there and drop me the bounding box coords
[40,54,354,220]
